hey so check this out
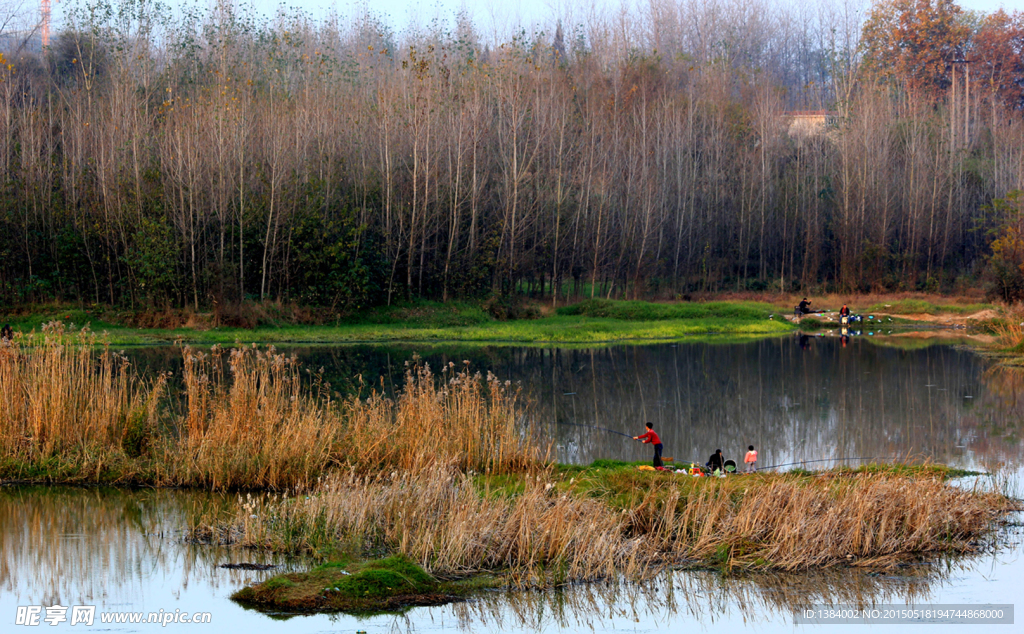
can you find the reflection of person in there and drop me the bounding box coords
[634,422,664,468]
[744,445,758,473]
[706,449,724,474]
[799,333,810,350]
[841,333,849,348]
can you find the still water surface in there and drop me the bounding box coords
[126,335,1023,470]
[2,336,1022,632]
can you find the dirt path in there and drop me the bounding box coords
[788,308,998,328]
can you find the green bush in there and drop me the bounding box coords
[483,295,539,321]
[119,410,150,459]
[798,317,824,331]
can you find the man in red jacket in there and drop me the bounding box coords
[634,422,664,467]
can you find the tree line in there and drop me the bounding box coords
[1,0,1023,311]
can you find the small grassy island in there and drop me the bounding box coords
[231,555,462,614]
[218,460,1012,615]
[0,321,1018,615]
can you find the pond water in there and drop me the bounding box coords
[125,334,1024,471]
[3,335,1023,632]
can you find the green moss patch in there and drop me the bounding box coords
[231,555,482,614]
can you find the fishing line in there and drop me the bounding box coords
[554,421,634,439]
[756,456,900,471]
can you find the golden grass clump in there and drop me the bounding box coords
[991,307,1024,350]
[177,345,340,490]
[660,474,1010,570]
[222,467,647,586]
[339,361,542,475]
[0,323,164,475]
[0,326,541,488]
[210,468,1014,585]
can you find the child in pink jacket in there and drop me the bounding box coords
[744,445,758,473]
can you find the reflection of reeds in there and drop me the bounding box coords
[208,467,1014,585]
[0,486,290,606]
[0,326,540,489]
[452,565,944,631]
[1,485,964,630]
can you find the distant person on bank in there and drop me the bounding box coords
[634,422,664,468]
[707,449,724,475]
[744,445,758,473]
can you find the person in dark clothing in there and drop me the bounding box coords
[798,297,812,314]
[839,304,850,317]
[634,422,664,467]
[0,324,11,342]
[706,449,724,474]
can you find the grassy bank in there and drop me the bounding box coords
[1,300,793,346]
[5,295,1004,347]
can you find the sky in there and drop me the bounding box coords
[43,0,1024,42]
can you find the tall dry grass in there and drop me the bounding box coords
[0,326,541,488]
[341,362,542,475]
[990,307,1024,350]
[0,323,164,476]
[177,345,340,490]
[640,473,1011,570]
[219,468,642,586]
[208,468,1015,585]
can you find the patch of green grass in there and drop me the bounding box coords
[475,473,529,498]
[338,301,492,328]
[6,311,136,339]
[865,300,996,315]
[838,463,985,479]
[556,299,780,321]
[2,299,795,346]
[231,554,497,615]
[798,317,825,331]
[262,577,297,590]
[328,556,435,599]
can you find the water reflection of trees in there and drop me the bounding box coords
[510,338,1023,471]
[0,487,293,607]
[126,339,1024,471]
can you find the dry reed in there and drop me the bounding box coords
[222,468,646,586]
[991,307,1024,350]
[0,327,541,488]
[177,345,339,490]
[340,361,542,475]
[208,467,1014,586]
[0,323,164,478]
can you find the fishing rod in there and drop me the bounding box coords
[755,456,900,472]
[554,421,633,439]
